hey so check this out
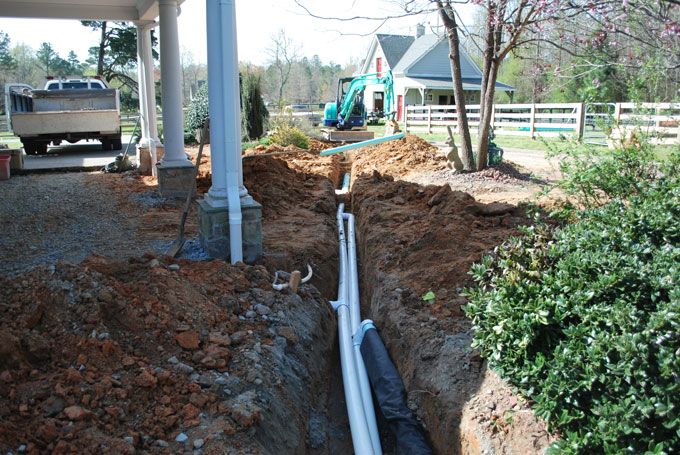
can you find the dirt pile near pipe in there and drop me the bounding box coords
[244,139,343,183]
[352,171,554,453]
[0,254,334,454]
[352,135,446,179]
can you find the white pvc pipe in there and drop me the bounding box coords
[335,204,375,454]
[345,212,382,455]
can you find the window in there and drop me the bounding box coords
[426,94,433,101]
[376,57,382,77]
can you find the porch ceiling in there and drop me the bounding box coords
[0,0,185,21]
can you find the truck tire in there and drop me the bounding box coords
[101,139,112,151]
[111,137,123,150]
[23,141,37,155]
[35,142,49,155]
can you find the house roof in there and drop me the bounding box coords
[375,34,415,68]
[402,76,515,92]
[392,34,440,73]
[361,32,514,91]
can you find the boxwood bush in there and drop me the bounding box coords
[465,147,680,453]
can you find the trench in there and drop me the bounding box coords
[248,144,552,454]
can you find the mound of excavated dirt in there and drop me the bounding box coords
[243,155,339,298]
[0,255,334,454]
[352,135,446,179]
[244,140,343,184]
[351,172,554,453]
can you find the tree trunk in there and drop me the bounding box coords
[476,60,499,171]
[97,21,107,77]
[438,3,474,171]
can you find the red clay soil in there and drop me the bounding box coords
[242,154,340,298]
[349,136,554,453]
[352,135,446,179]
[0,254,334,454]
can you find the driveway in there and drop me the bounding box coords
[22,135,136,171]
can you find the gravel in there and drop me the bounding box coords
[0,172,174,276]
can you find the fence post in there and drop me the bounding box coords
[427,105,432,134]
[490,103,496,129]
[529,104,536,139]
[614,103,621,125]
[576,102,585,142]
[404,105,409,134]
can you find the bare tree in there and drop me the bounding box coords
[266,29,299,108]
[437,1,475,170]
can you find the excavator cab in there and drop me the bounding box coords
[324,77,366,129]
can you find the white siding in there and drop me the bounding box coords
[363,44,390,112]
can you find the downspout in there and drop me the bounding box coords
[219,0,242,263]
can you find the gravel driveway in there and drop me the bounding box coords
[0,172,171,276]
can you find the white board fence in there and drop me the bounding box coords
[403,102,680,145]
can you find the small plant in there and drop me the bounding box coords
[421,291,436,303]
[269,123,310,149]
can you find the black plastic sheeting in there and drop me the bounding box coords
[360,326,433,455]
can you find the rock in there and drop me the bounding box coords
[97,332,110,340]
[175,362,195,374]
[254,304,271,316]
[245,310,256,319]
[277,326,298,344]
[193,438,204,449]
[123,436,134,445]
[198,374,214,388]
[175,432,188,443]
[97,288,113,303]
[230,331,247,345]
[156,440,169,448]
[168,264,180,271]
[175,331,200,350]
[148,259,160,268]
[63,405,88,421]
[135,370,158,388]
[37,422,58,442]
[229,390,262,428]
[42,396,65,417]
[167,356,179,365]
[208,333,231,346]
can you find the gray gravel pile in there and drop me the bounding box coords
[0,172,170,275]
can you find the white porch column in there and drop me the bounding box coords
[141,25,160,144]
[198,0,261,263]
[157,0,189,167]
[135,24,150,144]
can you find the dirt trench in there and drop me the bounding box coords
[242,136,555,453]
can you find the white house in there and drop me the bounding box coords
[359,25,514,120]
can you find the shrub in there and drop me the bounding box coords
[241,72,268,140]
[269,123,309,149]
[465,149,680,453]
[184,83,209,133]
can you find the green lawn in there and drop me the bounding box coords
[364,124,679,159]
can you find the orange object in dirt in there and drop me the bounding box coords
[0,155,11,180]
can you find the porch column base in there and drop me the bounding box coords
[157,162,195,198]
[136,144,164,176]
[198,197,262,263]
